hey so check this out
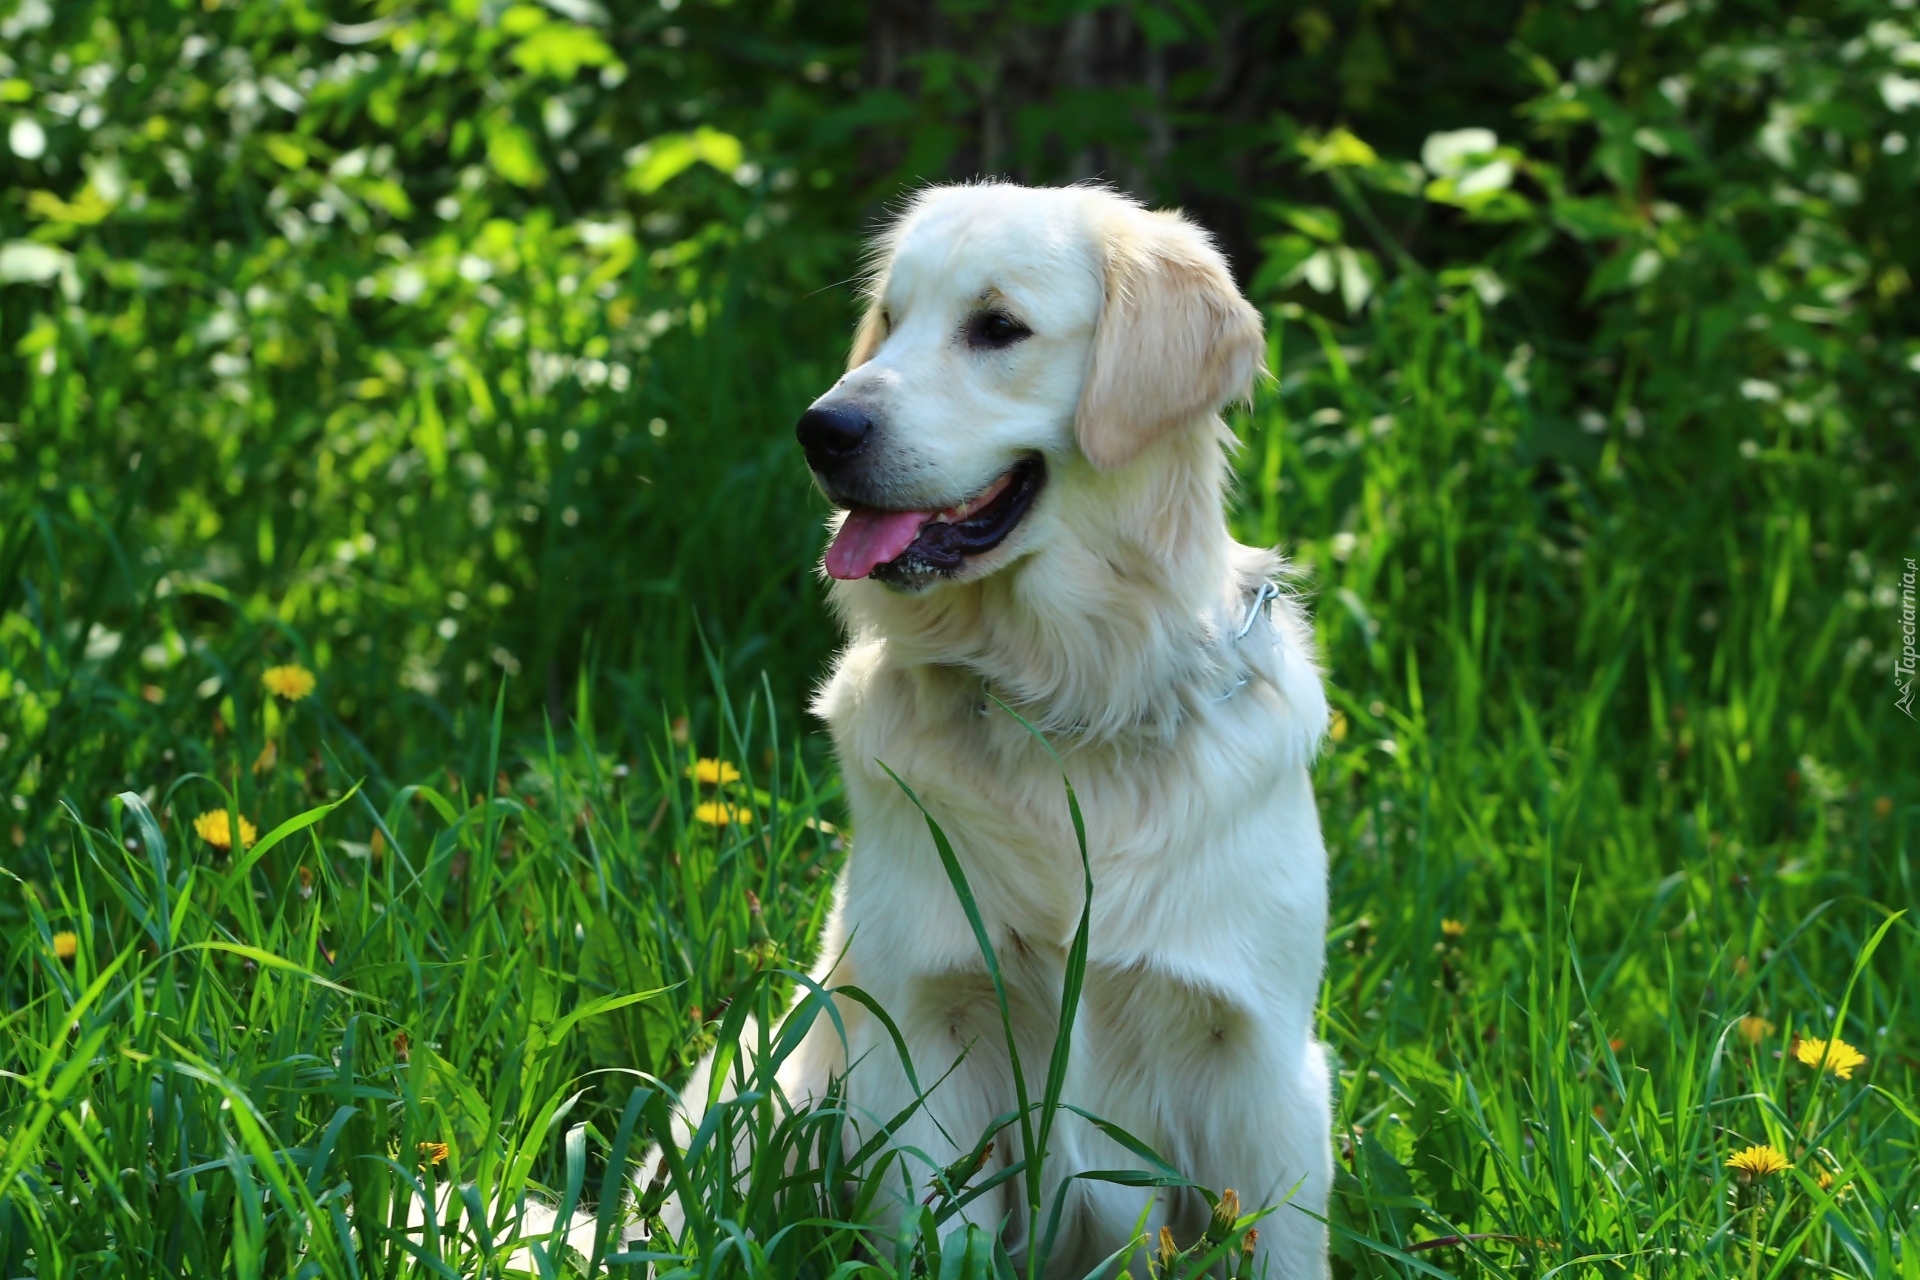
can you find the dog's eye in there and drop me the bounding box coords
[966,309,1032,351]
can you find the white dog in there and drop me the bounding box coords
[770,182,1334,1278]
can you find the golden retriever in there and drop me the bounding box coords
[776,182,1334,1278]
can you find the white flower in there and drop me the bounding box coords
[8,117,46,160]
[1882,74,1920,112]
[1455,159,1515,197]
[0,241,70,285]
[1421,128,1499,178]
[388,266,426,304]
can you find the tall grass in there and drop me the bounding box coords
[0,674,1253,1278]
[0,252,846,827]
[5,267,1914,1276]
[1249,281,1916,1278]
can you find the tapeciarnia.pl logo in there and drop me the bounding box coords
[1899,557,1917,720]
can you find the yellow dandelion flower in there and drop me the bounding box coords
[1737,1015,1775,1045]
[1725,1144,1791,1181]
[1207,1188,1241,1241]
[1795,1036,1866,1080]
[1329,711,1348,743]
[193,810,259,852]
[418,1141,450,1166]
[261,664,317,702]
[51,931,78,961]
[688,758,741,786]
[1440,919,1467,940]
[1816,1169,1835,1191]
[1157,1225,1178,1269]
[693,801,749,827]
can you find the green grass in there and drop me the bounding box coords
[4,267,1915,1277]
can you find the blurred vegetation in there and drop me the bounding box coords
[2,0,1918,1275]
[2,0,1916,798]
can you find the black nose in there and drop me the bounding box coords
[796,403,872,467]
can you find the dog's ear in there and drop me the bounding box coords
[847,296,887,371]
[1075,210,1266,472]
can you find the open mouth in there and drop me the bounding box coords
[825,456,1046,585]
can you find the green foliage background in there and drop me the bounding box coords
[1,0,1918,1276]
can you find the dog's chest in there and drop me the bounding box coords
[827,656,1306,960]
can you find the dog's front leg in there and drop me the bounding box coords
[1185,1031,1334,1280]
[841,948,1063,1255]
[1060,962,1334,1280]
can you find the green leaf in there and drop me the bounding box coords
[1299,126,1380,171]
[500,4,548,35]
[1551,196,1642,242]
[1265,202,1345,244]
[356,177,413,218]
[577,916,676,1075]
[512,25,616,79]
[624,127,745,194]
[262,135,307,169]
[1250,233,1320,298]
[487,120,547,188]
[176,942,367,999]
[1353,158,1427,197]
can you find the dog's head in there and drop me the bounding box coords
[798,184,1264,590]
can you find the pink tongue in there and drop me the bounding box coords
[826,508,931,580]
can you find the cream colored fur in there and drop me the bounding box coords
[765,183,1335,1277]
